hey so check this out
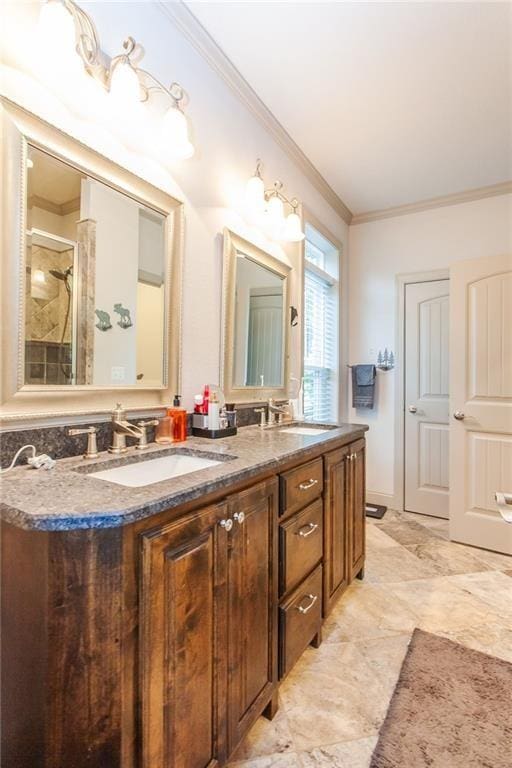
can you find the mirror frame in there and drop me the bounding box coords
[221,228,291,403]
[0,98,184,424]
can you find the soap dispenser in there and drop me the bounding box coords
[168,395,187,442]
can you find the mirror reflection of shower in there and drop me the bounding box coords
[25,230,78,385]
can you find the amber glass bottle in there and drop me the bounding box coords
[168,395,187,442]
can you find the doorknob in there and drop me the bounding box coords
[408,405,417,413]
[453,411,465,421]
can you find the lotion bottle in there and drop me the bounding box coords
[208,391,220,431]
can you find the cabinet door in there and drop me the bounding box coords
[323,446,350,616]
[226,478,278,755]
[140,502,229,768]
[349,438,366,581]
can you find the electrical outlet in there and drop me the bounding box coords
[111,366,125,382]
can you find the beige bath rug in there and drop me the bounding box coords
[370,628,512,767]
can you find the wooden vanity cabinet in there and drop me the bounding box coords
[348,438,366,582]
[323,445,351,615]
[226,478,278,755]
[323,438,366,615]
[139,500,230,768]
[138,477,278,768]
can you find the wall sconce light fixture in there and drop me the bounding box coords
[245,160,305,242]
[38,0,194,160]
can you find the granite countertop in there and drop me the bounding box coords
[0,423,368,531]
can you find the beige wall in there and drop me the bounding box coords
[348,193,512,503]
[1,1,348,411]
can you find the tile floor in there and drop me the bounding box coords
[228,510,512,768]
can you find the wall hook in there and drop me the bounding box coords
[113,304,133,329]
[95,309,112,331]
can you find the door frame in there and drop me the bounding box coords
[394,269,449,513]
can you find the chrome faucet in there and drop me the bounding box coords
[254,398,292,428]
[109,403,145,454]
[267,398,292,425]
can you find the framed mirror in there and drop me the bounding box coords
[221,229,291,402]
[1,99,183,422]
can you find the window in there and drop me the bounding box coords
[303,224,340,422]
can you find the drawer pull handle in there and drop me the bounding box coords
[298,478,319,491]
[296,594,318,614]
[219,518,233,532]
[233,511,245,525]
[297,522,319,538]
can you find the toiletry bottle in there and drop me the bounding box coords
[155,414,174,444]
[168,395,187,442]
[202,384,210,415]
[194,394,204,413]
[208,391,220,431]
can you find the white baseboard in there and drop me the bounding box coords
[366,491,397,510]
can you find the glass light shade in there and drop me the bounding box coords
[109,58,141,105]
[267,194,284,224]
[282,212,305,242]
[161,106,194,160]
[245,174,265,213]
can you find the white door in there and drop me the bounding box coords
[450,254,512,554]
[405,280,450,518]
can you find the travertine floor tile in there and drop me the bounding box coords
[388,576,500,633]
[323,583,417,642]
[435,619,512,664]
[228,752,302,767]
[378,519,443,546]
[467,547,512,571]
[365,524,398,550]
[364,545,440,583]
[280,644,385,749]
[404,539,492,576]
[229,707,295,761]
[446,571,512,619]
[299,735,378,767]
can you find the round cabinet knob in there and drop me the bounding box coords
[408,405,417,413]
[453,411,465,421]
[233,511,245,525]
[219,518,233,532]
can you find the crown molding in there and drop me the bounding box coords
[157,0,353,225]
[351,181,512,225]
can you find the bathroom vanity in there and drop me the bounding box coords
[1,423,367,768]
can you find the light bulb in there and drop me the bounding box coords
[161,105,194,160]
[282,212,305,242]
[109,58,141,105]
[33,269,46,285]
[245,174,265,214]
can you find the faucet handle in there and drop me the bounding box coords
[135,419,159,450]
[68,426,99,460]
[254,407,267,428]
[136,419,160,428]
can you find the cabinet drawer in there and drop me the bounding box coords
[279,499,323,596]
[279,458,323,516]
[279,565,322,678]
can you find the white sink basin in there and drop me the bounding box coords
[89,453,222,488]
[280,426,332,436]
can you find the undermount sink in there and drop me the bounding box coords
[86,449,230,488]
[278,422,338,436]
[280,426,332,435]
